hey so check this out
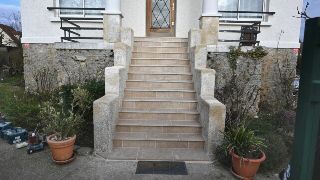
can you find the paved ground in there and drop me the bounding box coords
[0,140,278,180]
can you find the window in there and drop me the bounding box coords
[219,0,265,20]
[59,0,105,16]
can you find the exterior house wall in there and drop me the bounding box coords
[21,0,302,48]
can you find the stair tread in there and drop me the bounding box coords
[125,89,196,92]
[106,148,209,161]
[127,80,193,83]
[130,65,189,67]
[120,108,199,114]
[133,51,188,54]
[117,120,201,127]
[114,132,204,141]
[123,99,197,102]
[132,58,189,60]
[128,72,192,75]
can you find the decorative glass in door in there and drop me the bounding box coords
[151,0,171,29]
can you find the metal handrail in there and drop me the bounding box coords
[47,7,105,11]
[218,10,275,15]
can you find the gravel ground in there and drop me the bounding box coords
[0,140,278,180]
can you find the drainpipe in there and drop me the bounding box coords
[200,0,221,45]
[102,0,122,43]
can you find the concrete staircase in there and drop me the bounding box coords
[108,37,209,161]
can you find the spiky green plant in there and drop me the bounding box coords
[221,125,267,159]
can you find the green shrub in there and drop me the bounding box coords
[40,88,92,140]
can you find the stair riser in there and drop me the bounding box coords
[114,140,204,149]
[134,42,188,47]
[133,53,188,59]
[119,112,199,121]
[129,66,190,73]
[131,59,189,66]
[133,47,188,53]
[128,74,192,81]
[122,101,197,110]
[116,126,201,133]
[124,91,196,100]
[135,37,188,42]
[126,82,194,90]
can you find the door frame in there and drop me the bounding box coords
[146,0,176,37]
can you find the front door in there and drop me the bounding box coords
[146,0,176,37]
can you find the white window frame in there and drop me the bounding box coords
[219,0,268,21]
[56,0,104,18]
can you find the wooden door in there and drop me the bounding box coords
[146,0,176,37]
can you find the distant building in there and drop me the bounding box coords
[0,24,21,47]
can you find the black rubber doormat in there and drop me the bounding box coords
[135,161,188,175]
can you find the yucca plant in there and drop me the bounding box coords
[222,125,266,159]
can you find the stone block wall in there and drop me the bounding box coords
[207,47,298,114]
[23,43,114,92]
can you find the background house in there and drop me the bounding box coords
[0,24,22,78]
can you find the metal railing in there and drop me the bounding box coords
[218,10,275,46]
[47,7,105,42]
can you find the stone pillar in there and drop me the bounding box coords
[200,0,220,45]
[102,0,122,43]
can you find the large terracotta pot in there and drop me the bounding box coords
[230,149,266,180]
[47,134,76,162]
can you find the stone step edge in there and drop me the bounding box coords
[126,80,193,83]
[131,58,189,60]
[133,46,188,48]
[120,109,199,114]
[114,132,204,141]
[134,40,188,43]
[122,99,197,102]
[124,89,196,92]
[128,72,192,75]
[133,51,188,54]
[117,120,201,127]
[130,65,189,67]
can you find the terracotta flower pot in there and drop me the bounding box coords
[230,149,266,180]
[47,134,76,162]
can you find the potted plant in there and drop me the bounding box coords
[39,88,92,164]
[221,125,267,179]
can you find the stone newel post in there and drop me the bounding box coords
[102,0,122,43]
[200,0,220,45]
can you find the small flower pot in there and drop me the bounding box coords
[230,149,266,180]
[47,134,76,163]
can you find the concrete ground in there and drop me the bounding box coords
[0,140,278,180]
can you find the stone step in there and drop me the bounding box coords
[126,80,194,90]
[116,120,201,133]
[128,73,192,81]
[119,109,199,121]
[133,46,188,53]
[122,99,197,110]
[124,89,196,100]
[132,52,188,59]
[134,37,188,42]
[134,41,188,48]
[131,58,190,66]
[107,148,209,161]
[129,65,190,74]
[113,132,204,149]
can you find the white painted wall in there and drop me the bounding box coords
[21,0,302,48]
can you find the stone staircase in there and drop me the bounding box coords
[108,37,209,161]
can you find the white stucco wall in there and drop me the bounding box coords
[21,0,302,48]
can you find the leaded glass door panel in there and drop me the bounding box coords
[147,0,176,36]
